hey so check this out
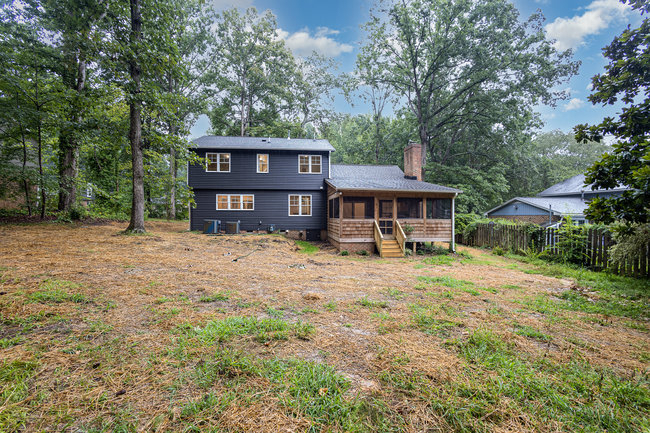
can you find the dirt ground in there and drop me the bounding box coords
[0,221,648,432]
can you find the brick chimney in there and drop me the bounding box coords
[403,141,422,181]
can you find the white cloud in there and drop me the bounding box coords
[535,0,549,4]
[545,0,631,51]
[278,27,353,57]
[564,98,586,111]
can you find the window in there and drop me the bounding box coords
[328,198,339,218]
[289,194,311,216]
[257,154,269,173]
[397,198,422,219]
[426,198,451,219]
[216,194,254,210]
[298,154,321,174]
[343,197,373,219]
[206,152,230,172]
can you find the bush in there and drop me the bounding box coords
[340,250,349,256]
[356,250,368,256]
[609,223,650,270]
[492,246,505,256]
[68,206,88,221]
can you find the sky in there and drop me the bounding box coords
[191,0,644,138]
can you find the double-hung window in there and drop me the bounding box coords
[216,194,254,210]
[257,154,269,173]
[298,155,321,174]
[206,152,230,172]
[289,194,311,216]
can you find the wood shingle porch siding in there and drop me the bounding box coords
[341,220,374,238]
[398,219,453,241]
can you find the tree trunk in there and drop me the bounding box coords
[18,118,32,216]
[38,118,45,220]
[419,124,428,181]
[126,0,145,233]
[168,145,176,219]
[58,56,86,213]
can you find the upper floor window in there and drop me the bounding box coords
[217,194,254,210]
[257,154,269,173]
[299,155,321,174]
[206,152,230,172]
[289,194,312,216]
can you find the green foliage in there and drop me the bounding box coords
[357,297,388,309]
[356,249,369,256]
[339,250,349,256]
[575,2,649,227]
[547,216,588,265]
[417,276,474,290]
[609,223,650,270]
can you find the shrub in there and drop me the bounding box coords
[356,250,368,256]
[340,250,349,256]
[492,246,505,256]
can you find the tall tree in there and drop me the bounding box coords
[575,0,649,226]
[362,0,579,177]
[39,0,108,213]
[125,0,145,232]
[209,7,297,136]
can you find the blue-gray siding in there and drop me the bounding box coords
[190,189,326,232]
[489,201,549,216]
[188,149,329,190]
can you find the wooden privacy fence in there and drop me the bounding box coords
[464,223,649,277]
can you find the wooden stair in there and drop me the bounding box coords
[380,239,403,258]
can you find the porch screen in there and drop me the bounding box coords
[328,198,340,218]
[343,197,373,219]
[397,198,422,219]
[426,199,451,219]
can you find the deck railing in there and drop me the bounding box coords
[373,220,383,255]
[395,220,406,254]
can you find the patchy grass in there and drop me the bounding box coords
[295,240,319,254]
[27,279,89,304]
[1,221,648,432]
[183,316,314,344]
[357,297,388,309]
[417,275,474,289]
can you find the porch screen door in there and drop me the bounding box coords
[379,200,393,235]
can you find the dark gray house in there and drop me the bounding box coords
[188,137,461,257]
[188,136,333,236]
[485,174,630,225]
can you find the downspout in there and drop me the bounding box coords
[549,204,552,225]
[450,193,457,253]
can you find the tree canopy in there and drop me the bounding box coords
[575,0,649,226]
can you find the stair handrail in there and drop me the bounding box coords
[395,220,406,254]
[373,220,383,255]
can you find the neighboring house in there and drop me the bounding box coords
[485,174,631,225]
[188,137,461,257]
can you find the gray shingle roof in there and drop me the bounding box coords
[487,196,589,216]
[538,174,629,197]
[327,164,462,194]
[192,135,335,152]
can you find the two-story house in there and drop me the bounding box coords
[188,136,461,257]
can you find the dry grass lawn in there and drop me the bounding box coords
[0,220,648,432]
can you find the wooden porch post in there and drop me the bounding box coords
[338,193,343,240]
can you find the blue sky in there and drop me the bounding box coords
[191,0,643,138]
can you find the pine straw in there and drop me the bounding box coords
[0,220,647,432]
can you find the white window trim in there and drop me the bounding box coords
[205,152,231,173]
[257,153,269,173]
[216,194,254,211]
[298,154,322,174]
[288,194,312,216]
